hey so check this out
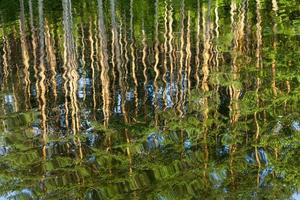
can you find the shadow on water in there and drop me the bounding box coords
[0,0,300,199]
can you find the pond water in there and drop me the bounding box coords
[0,0,300,199]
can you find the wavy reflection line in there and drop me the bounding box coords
[19,0,31,108]
[195,0,201,89]
[2,35,9,88]
[63,51,70,129]
[153,0,160,110]
[271,0,278,97]
[62,2,70,131]
[70,3,80,133]
[256,0,262,71]
[123,18,129,91]
[210,0,220,124]
[214,0,220,84]
[130,0,138,117]
[162,1,168,109]
[186,11,191,95]
[168,3,174,99]
[121,19,130,110]
[176,0,185,117]
[229,1,245,125]
[237,2,246,52]
[119,20,129,122]
[80,22,86,70]
[254,0,263,186]
[38,0,47,160]
[89,19,97,110]
[212,0,221,123]
[29,0,39,100]
[141,24,149,118]
[12,83,19,113]
[110,0,121,75]
[97,0,111,130]
[94,18,100,73]
[142,26,148,90]
[202,2,210,93]
[255,0,262,141]
[45,20,58,100]
[94,18,101,108]
[80,22,87,102]
[110,21,116,107]
[111,0,122,117]
[117,22,124,96]
[119,19,124,69]
[11,30,19,112]
[201,1,211,181]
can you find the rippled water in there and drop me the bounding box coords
[0,0,300,199]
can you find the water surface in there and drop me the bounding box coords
[0,0,300,199]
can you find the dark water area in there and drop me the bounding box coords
[0,0,300,199]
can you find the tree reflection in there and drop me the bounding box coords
[0,0,299,199]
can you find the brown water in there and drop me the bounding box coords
[0,0,300,199]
